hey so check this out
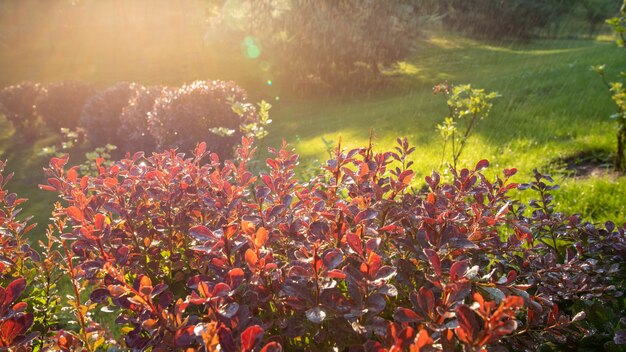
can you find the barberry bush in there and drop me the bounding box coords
[0,81,46,141]
[148,80,261,157]
[36,80,97,131]
[117,85,169,154]
[24,137,624,351]
[0,160,39,349]
[78,82,140,148]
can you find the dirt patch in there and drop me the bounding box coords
[552,149,618,179]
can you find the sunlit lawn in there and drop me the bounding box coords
[1,32,625,242]
[264,34,626,223]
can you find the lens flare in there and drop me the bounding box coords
[242,36,261,59]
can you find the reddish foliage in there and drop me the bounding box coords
[19,136,626,350]
[0,160,38,349]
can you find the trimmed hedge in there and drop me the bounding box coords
[0,81,45,141]
[36,80,97,131]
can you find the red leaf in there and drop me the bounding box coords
[227,268,245,289]
[398,170,414,185]
[80,176,89,189]
[12,302,27,312]
[138,275,152,297]
[424,249,441,276]
[394,307,422,323]
[223,224,238,240]
[245,249,258,268]
[50,156,68,170]
[254,227,269,248]
[4,278,26,306]
[212,283,231,298]
[66,168,78,183]
[455,305,480,343]
[354,209,378,224]
[195,142,207,157]
[325,269,346,279]
[37,184,56,192]
[189,225,215,242]
[66,206,84,222]
[260,341,283,352]
[504,168,517,178]
[94,213,106,231]
[174,325,196,348]
[323,249,343,270]
[417,287,435,318]
[475,159,489,171]
[367,252,382,279]
[411,329,433,350]
[241,325,264,352]
[346,232,363,257]
[450,260,468,282]
[0,313,32,346]
[260,174,273,190]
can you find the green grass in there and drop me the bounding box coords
[261,34,626,223]
[1,32,625,244]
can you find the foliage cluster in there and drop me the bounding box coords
[0,137,621,350]
[434,83,499,168]
[0,80,270,158]
[148,80,270,157]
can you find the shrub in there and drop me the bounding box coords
[34,137,625,351]
[78,82,139,148]
[0,81,45,141]
[148,80,260,157]
[0,160,41,349]
[36,80,97,131]
[117,85,169,154]
[434,83,499,168]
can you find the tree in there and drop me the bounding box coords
[206,0,425,91]
[440,0,573,39]
[579,0,620,37]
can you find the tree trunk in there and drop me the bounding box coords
[616,122,626,172]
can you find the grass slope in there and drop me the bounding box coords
[264,34,626,223]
